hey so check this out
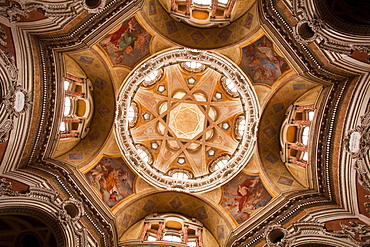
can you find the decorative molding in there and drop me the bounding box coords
[0,177,91,246]
[345,106,370,191]
[0,50,31,143]
[226,0,357,245]
[81,0,108,13]
[290,0,370,55]
[0,1,81,22]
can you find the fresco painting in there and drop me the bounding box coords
[99,17,151,67]
[221,173,272,224]
[85,157,135,207]
[240,36,289,87]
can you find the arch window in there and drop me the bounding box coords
[139,213,203,247]
[142,69,163,87]
[181,62,206,73]
[136,145,153,165]
[170,0,235,28]
[187,242,197,246]
[168,169,193,179]
[172,172,189,180]
[301,127,310,146]
[235,115,246,140]
[221,77,239,97]
[128,102,138,127]
[210,155,230,172]
[63,80,70,90]
[147,235,156,241]
[193,0,211,5]
[63,97,72,116]
[59,73,93,139]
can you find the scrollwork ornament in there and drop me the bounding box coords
[0,26,7,46]
[0,50,17,81]
[345,108,370,191]
[340,221,370,246]
[0,178,19,196]
[0,2,29,22]
[3,84,32,117]
[0,0,81,22]
[57,198,84,224]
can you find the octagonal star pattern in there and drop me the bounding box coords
[169,103,205,139]
[129,64,244,177]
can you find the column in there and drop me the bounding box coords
[196,229,203,247]
[211,0,218,18]
[186,0,191,15]
[156,221,164,241]
[182,225,188,244]
[225,0,236,18]
[140,222,151,240]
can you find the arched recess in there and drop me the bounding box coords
[0,189,83,247]
[0,206,67,247]
[114,191,235,246]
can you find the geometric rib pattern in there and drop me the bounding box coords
[116,48,259,193]
[130,64,243,177]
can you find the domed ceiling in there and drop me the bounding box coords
[2,0,370,246]
[116,49,259,192]
[49,1,317,242]
[2,0,366,246]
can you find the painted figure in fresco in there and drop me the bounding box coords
[234,177,260,213]
[100,18,151,66]
[86,157,135,207]
[241,36,289,86]
[221,174,272,224]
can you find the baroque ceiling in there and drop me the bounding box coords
[0,0,369,246]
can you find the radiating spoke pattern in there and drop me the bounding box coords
[116,49,259,192]
[130,64,243,178]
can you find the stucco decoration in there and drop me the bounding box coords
[345,106,370,192]
[0,50,30,143]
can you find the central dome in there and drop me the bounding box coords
[116,49,259,192]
